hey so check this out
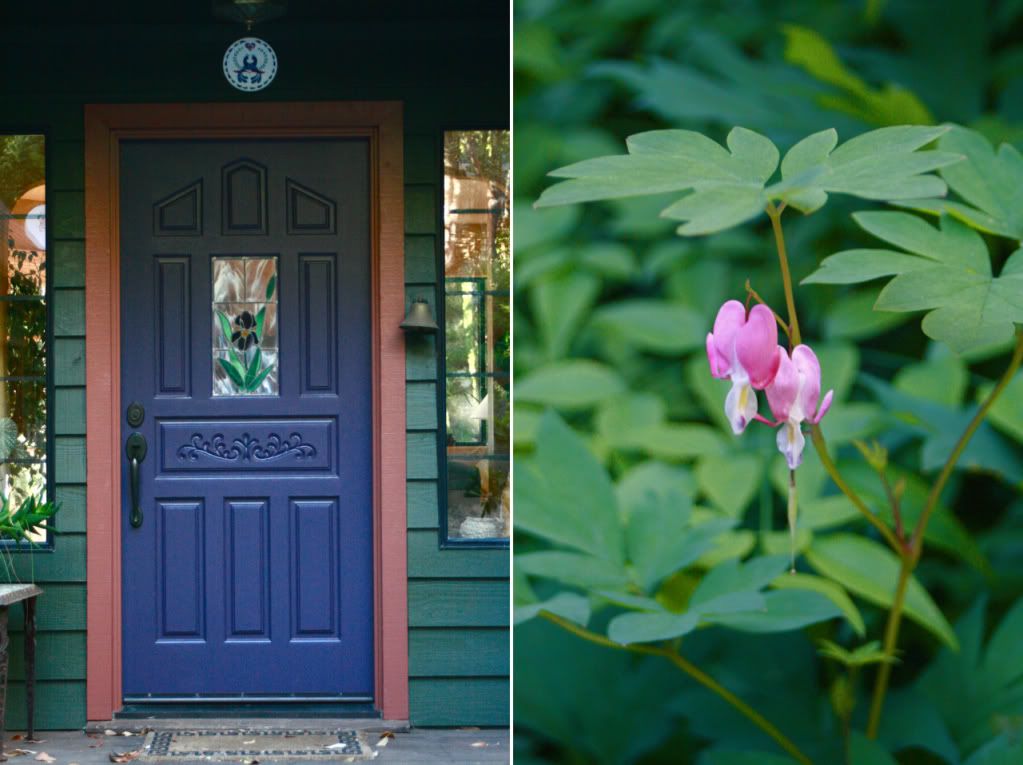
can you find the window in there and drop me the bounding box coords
[0,134,49,544]
[443,130,510,541]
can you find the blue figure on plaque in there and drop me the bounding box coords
[223,37,278,92]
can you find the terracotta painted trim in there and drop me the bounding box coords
[83,102,408,720]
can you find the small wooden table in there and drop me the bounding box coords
[0,585,41,762]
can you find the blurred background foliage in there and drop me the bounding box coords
[513,1,1023,763]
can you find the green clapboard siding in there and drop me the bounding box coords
[409,629,509,677]
[5,11,506,727]
[409,679,509,727]
[408,580,509,627]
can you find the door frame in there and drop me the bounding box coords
[83,102,408,720]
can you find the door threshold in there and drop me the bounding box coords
[109,701,381,720]
[87,716,410,734]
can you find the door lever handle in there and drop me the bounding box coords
[125,433,148,529]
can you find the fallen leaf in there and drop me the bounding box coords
[34,754,56,763]
[25,740,45,745]
[471,741,488,748]
[104,730,117,736]
[12,734,23,741]
[326,742,347,750]
[375,735,389,748]
[7,749,36,757]
[121,732,133,736]
[109,749,142,763]
[242,739,256,745]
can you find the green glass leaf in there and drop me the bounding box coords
[805,534,958,650]
[898,126,1023,239]
[218,357,245,388]
[247,361,274,392]
[536,125,959,237]
[265,273,277,301]
[216,310,234,346]
[244,347,263,388]
[254,306,266,342]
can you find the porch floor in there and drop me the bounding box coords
[2,726,509,763]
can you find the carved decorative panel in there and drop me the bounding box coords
[153,179,202,237]
[158,418,336,474]
[286,178,337,235]
[222,159,268,235]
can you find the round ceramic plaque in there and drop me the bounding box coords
[223,37,278,92]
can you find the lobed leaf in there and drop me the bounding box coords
[537,125,959,236]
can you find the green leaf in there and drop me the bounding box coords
[515,411,624,564]
[698,752,801,765]
[591,300,705,353]
[982,371,1023,443]
[782,25,933,129]
[514,592,591,627]
[517,551,629,590]
[696,454,764,518]
[817,639,894,668]
[899,126,1023,239]
[640,424,727,461]
[597,394,666,452]
[771,572,865,636]
[707,589,843,634]
[822,290,909,341]
[537,125,959,237]
[515,360,626,409]
[849,732,899,765]
[265,273,277,301]
[691,555,789,606]
[218,357,245,387]
[813,212,1023,353]
[805,534,958,649]
[607,609,700,645]
[532,272,600,360]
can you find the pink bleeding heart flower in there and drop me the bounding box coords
[765,344,834,469]
[706,300,780,434]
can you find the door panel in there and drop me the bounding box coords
[120,139,373,699]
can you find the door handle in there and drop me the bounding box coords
[125,432,148,529]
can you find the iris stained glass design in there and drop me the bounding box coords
[212,256,278,396]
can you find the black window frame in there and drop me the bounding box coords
[437,126,510,549]
[0,128,55,551]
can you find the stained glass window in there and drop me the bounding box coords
[443,130,510,541]
[0,134,49,543]
[212,256,279,396]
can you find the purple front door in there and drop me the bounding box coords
[119,139,373,700]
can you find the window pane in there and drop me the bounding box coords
[443,130,510,540]
[446,457,509,540]
[211,256,278,396]
[0,133,48,546]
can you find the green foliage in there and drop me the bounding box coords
[514,1,1023,762]
[806,212,1023,353]
[536,125,960,233]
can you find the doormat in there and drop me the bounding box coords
[139,728,373,761]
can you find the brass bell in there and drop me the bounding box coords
[400,298,439,333]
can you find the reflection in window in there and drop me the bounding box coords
[212,256,279,396]
[0,134,48,543]
[443,130,510,541]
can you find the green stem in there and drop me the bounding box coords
[766,205,901,553]
[541,612,815,765]
[865,565,910,737]
[910,328,1023,559]
[866,327,1023,737]
[766,203,801,345]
